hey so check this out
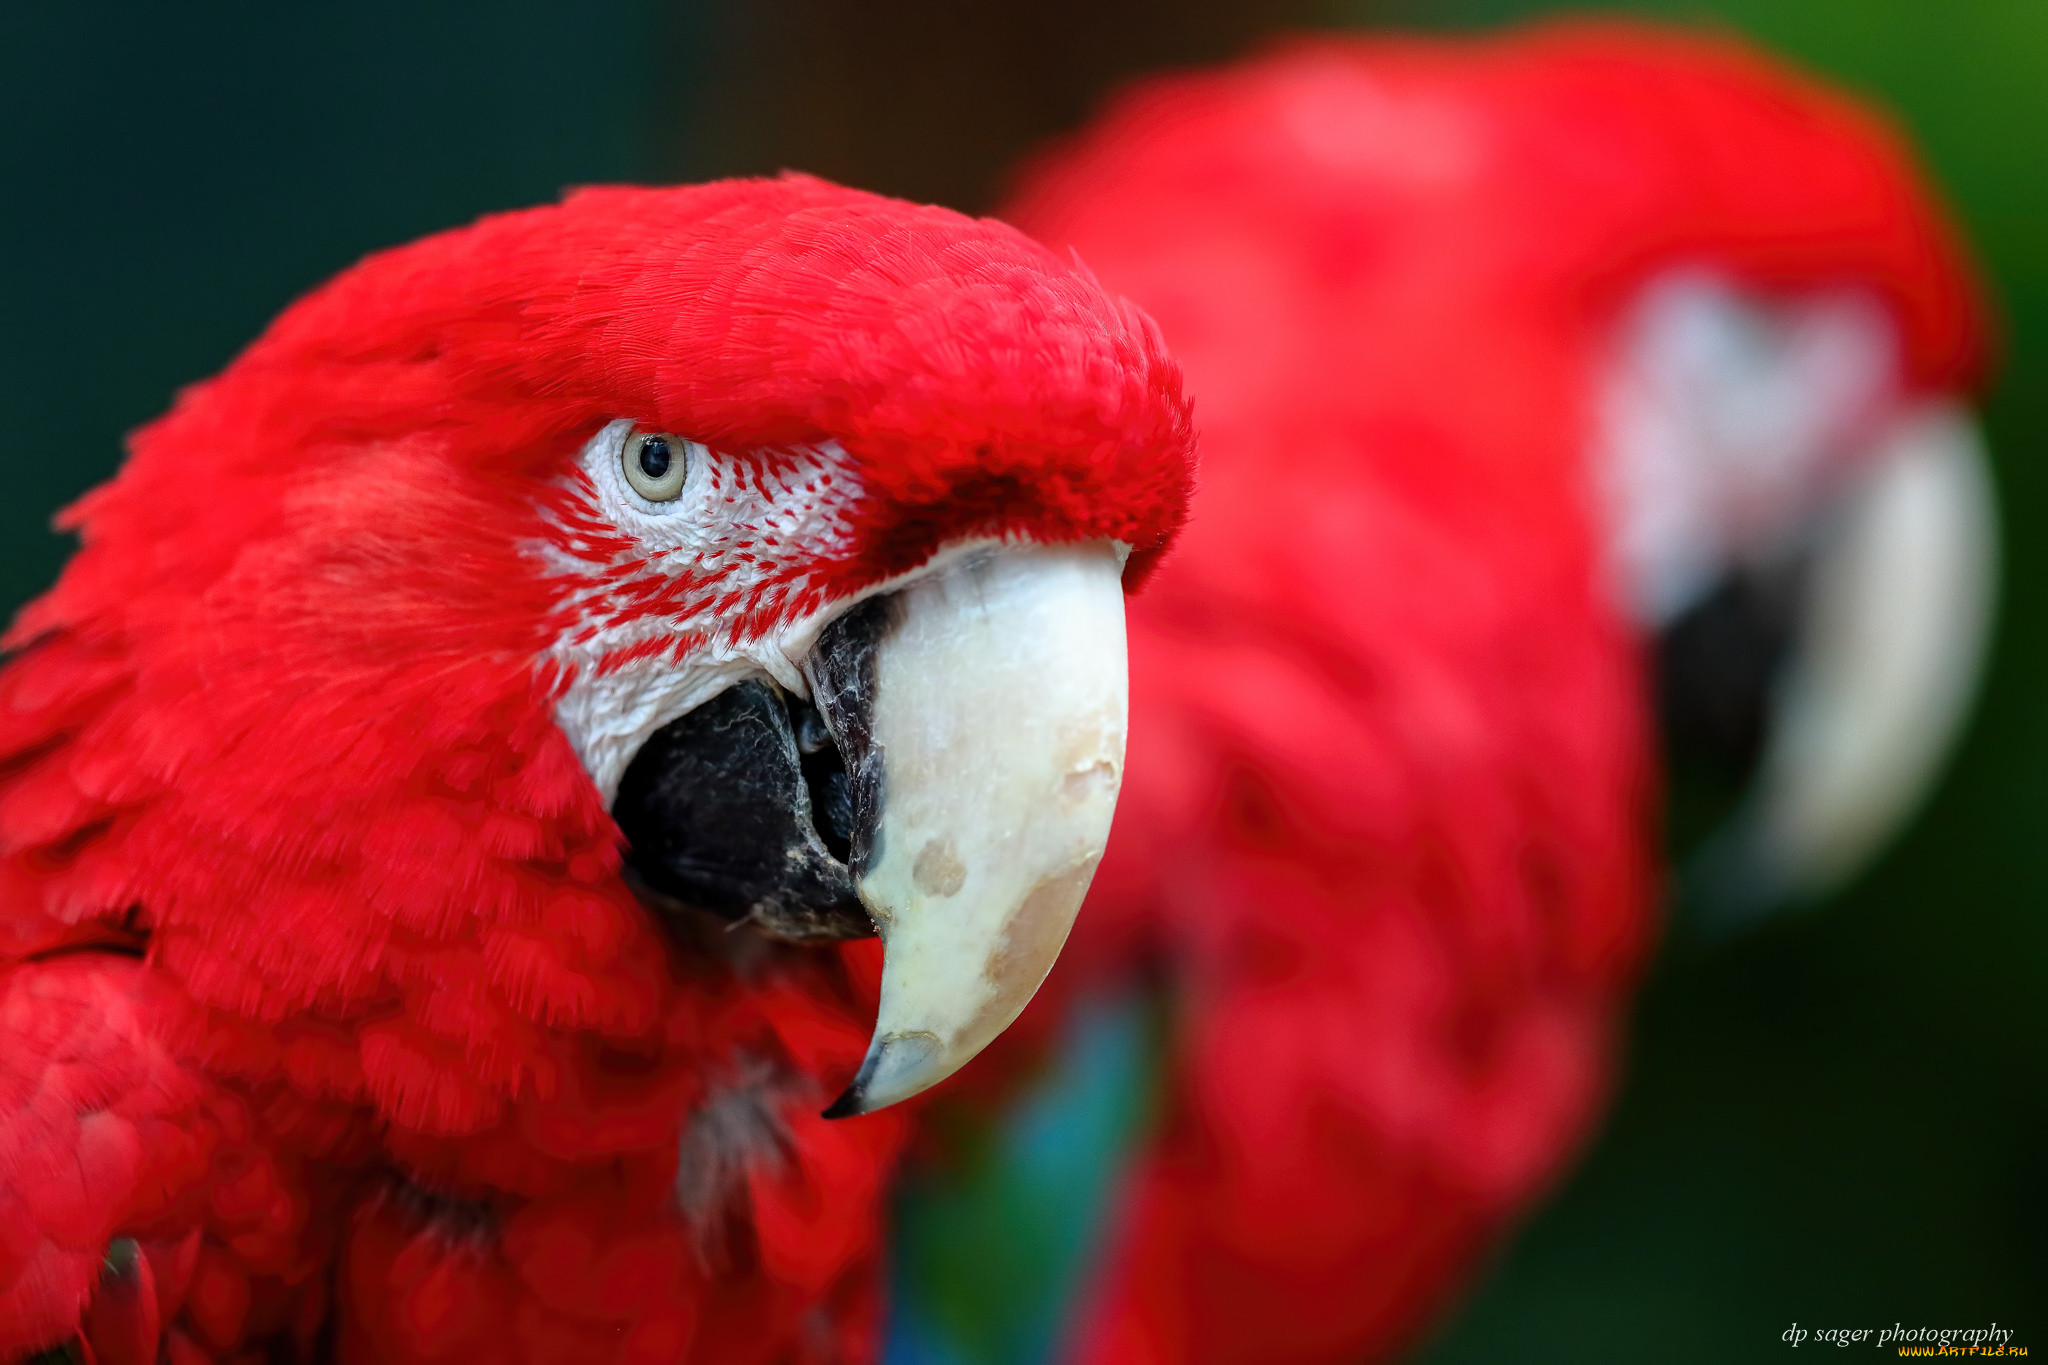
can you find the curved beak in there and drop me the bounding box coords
[611,541,1129,1112]
[1688,403,1998,921]
[808,543,1129,1116]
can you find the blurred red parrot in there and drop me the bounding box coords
[0,177,1195,1362]
[889,21,1992,1365]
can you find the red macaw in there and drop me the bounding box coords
[914,21,1990,1365]
[0,176,1194,1363]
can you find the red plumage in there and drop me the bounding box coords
[0,176,1192,1361]
[990,22,1984,1363]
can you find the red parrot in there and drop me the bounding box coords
[0,175,1194,1362]
[895,21,1990,1365]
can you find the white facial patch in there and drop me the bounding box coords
[1594,269,1902,626]
[540,420,865,806]
[1592,271,2000,913]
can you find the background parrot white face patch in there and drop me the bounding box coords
[539,419,866,805]
[1594,269,1901,627]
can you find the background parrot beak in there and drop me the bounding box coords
[1684,403,1999,923]
[811,543,1129,1117]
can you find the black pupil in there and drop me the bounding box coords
[638,437,672,480]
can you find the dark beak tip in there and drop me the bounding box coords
[821,1040,883,1120]
[820,1084,866,1121]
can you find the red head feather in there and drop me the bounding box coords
[0,167,1196,1252]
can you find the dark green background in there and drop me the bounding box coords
[4,2,2039,1360]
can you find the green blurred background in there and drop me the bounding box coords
[3,2,2040,1360]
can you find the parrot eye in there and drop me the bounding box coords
[621,430,691,502]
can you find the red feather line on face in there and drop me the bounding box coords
[546,438,853,669]
[0,177,1194,1359]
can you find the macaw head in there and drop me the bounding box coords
[12,175,1192,1116]
[1006,22,1993,926]
[1524,26,1999,923]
